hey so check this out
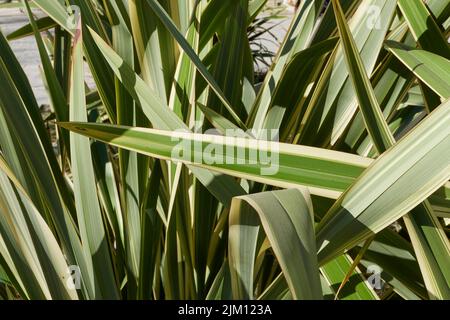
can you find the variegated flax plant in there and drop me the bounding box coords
[0,0,449,300]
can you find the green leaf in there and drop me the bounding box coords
[332,0,450,299]
[331,0,395,153]
[398,0,450,59]
[403,204,450,299]
[0,30,75,217]
[320,254,378,300]
[298,0,397,146]
[358,229,428,299]
[23,0,70,145]
[6,16,57,41]
[87,27,246,208]
[228,189,322,300]
[0,263,10,286]
[258,273,291,300]
[250,0,326,132]
[33,0,75,35]
[0,155,77,300]
[144,0,246,129]
[0,39,86,278]
[34,0,118,122]
[316,98,450,266]
[267,37,339,136]
[69,24,119,299]
[58,121,372,199]
[104,0,146,295]
[128,0,179,103]
[206,0,249,122]
[385,41,450,99]
[138,161,163,299]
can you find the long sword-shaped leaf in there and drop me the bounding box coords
[268,37,339,136]
[0,158,77,300]
[331,0,395,155]
[69,23,119,299]
[398,0,450,59]
[138,161,163,300]
[397,0,449,112]
[385,41,450,99]
[250,0,326,131]
[128,0,179,103]
[358,229,428,299]
[206,0,249,122]
[316,98,450,267]
[169,0,202,123]
[144,0,246,129]
[34,0,118,122]
[58,121,372,199]
[0,42,92,283]
[6,16,57,41]
[33,0,75,35]
[320,254,378,300]
[0,36,102,299]
[0,189,76,300]
[23,0,70,147]
[103,0,146,296]
[332,0,450,298]
[404,203,450,299]
[396,0,447,111]
[343,52,414,155]
[87,27,247,207]
[229,189,322,300]
[299,0,397,146]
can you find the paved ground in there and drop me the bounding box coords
[0,3,295,106]
[0,8,49,105]
[253,2,295,73]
